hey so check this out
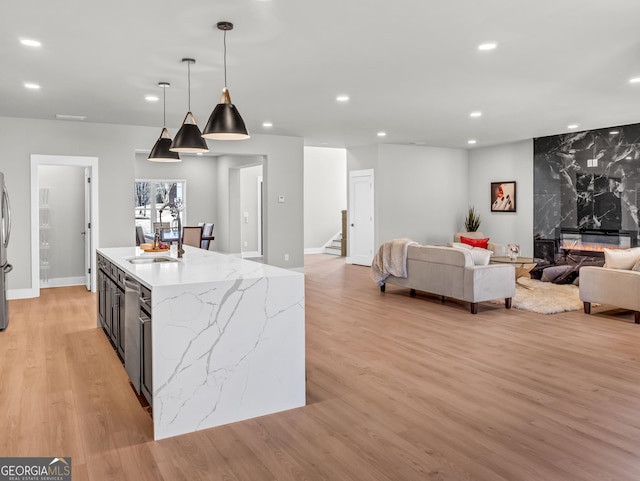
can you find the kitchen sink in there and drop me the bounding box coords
[127,256,178,264]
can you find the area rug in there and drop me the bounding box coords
[490,277,586,314]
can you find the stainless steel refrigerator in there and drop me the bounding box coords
[0,172,12,331]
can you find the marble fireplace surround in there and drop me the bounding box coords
[533,123,640,260]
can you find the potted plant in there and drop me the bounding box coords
[464,206,481,232]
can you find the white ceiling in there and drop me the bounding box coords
[3,0,640,149]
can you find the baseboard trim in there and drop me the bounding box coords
[304,248,325,254]
[40,276,85,289]
[8,287,39,300]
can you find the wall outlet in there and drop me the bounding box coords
[244,241,248,247]
[284,254,289,261]
[278,195,285,203]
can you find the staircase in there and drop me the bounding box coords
[324,233,344,256]
[324,210,347,256]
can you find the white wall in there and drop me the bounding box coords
[38,165,85,284]
[304,147,347,250]
[212,135,304,269]
[0,115,304,295]
[347,144,469,250]
[468,140,534,256]
[377,144,469,246]
[346,141,535,256]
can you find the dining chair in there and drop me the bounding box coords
[182,226,204,248]
[135,226,146,246]
[201,223,215,249]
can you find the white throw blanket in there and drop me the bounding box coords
[370,238,417,286]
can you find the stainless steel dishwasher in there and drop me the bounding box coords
[124,275,142,394]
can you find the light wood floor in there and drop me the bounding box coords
[2,254,640,480]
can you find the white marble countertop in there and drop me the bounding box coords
[97,246,302,288]
[96,245,306,440]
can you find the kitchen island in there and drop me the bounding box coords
[97,246,305,440]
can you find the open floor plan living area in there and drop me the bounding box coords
[3,1,640,480]
[3,254,640,481]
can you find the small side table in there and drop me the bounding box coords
[490,256,537,287]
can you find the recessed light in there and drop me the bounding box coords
[377,132,386,137]
[626,156,632,160]
[55,114,87,121]
[197,153,203,156]
[567,124,579,129]
[145,95,159,102]
[20,38,41,47]
[467,139,477,145]
[629,78,640,84]
[336,95,349,102]
[262,122,273,128]
[478,42,497,51]
[24,82,40,90]
[609,130,619,135]
[470,111,482,118]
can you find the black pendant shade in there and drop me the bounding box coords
[202,88,250,140]
[148,127,181,162]
[201,21,249,141]
[170,111,209,153]
[170,58,210,154]
[148,82,181,162]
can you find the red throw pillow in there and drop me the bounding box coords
[460,236,490,249]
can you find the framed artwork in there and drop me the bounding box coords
[491,181,516,212]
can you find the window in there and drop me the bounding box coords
[134,180,186,234]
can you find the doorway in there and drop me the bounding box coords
[229,162,264,259]
[348,169,374,266]
[30,155,99,297]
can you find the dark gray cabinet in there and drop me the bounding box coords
[97,267,107,331]
[139,284,152,406]
[96,253,125,362]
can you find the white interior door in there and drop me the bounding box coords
[348,169,374,266]
[84,168,92,290]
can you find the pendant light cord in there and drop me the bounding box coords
[223,30,228,89]
[162,85,166,127]
[187,61,192,111]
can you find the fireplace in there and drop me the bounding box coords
[558,228,637,255]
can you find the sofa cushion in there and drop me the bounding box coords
[634,258,640,272]
[449,242,472,250]
[470,247,492,266]
[460,236,490,249]
[541,264,573,282]
[408,245,472,268]
[603,248,640,270]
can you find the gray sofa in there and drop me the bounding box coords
[579,266,640,323]
[381,245,516,314]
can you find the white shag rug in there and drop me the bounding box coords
[490,277,586,314]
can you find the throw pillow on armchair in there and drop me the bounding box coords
[460,235,490,249]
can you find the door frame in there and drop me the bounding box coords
[29,155,99,298]
[347,169,375,266]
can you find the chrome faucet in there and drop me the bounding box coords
[175,212,184,258]
[166,202,184,258]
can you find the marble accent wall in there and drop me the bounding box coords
[534,123,640,245]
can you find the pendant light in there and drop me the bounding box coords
[148,82,181,162]
[170,58,209,153]
[202,21,250,140]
